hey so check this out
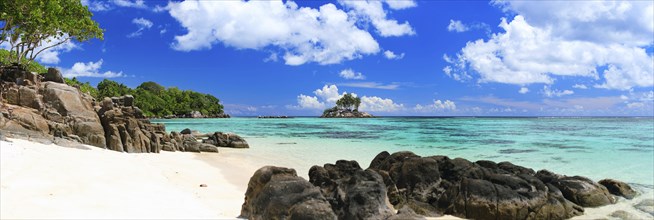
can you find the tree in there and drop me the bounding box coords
[0,0,103,66]
[336,93,361,111]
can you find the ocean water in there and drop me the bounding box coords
[155,117,654,218]
[154,117,654,187]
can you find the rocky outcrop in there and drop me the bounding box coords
[599,179,638,199]
[1,66,245,154]
[309,160,395,220]
[240,166,337,220]
[243,151,634,220]
[320,107,373,118]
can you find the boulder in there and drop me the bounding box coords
[44,68,64,83]
[18,86,42,109]
[180,128,192,135]
[598,179,637,199]
[537,170,616,207]
[205,132,249,148]
[240,166,336,220]
[320,108,374,118]
[308,160,395,220]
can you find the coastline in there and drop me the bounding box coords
[2,136,653,219]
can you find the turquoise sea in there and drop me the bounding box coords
[155,117,654,188]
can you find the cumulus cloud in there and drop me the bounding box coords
[542,86,574,97]
[167,1,383,66]
[290,84,403,112]
[414,99,456,112]
[445,1,654,90]
[519,87,529,94]
[339,82,399,90]
[339,0,415,37]
[61,59,124,78]
[127,18,153,38]
[359,96,404,112]
[383,50,405,60]
[81,0,111,11]
[339,69,366,80]
[447,20,469,32]
[383,0,417,10]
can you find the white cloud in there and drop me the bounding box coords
[360,96,404,112]
[339,82,399,90]
[339,69,366,80]
[113,0,147,9]
[627,102,645,109]
[1,35,78,65]
[167,1,380,66]
[447,20,469,32]
[641,91,654,101]
[383,0,417,10]
[572,84,588,89]
[127,18,153,38]
[81,0,111,11]
[446,0,654,90]
[519,87,529,94]
[542,86,574,97]
[383,50,405,60]
[294,94,326,109]
[61,59,124,78]
[314,84,342,104]
[338,0,415,37]
[414,99,456,112]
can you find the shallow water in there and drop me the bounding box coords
[155,117,654,186]
[156,117,654,218]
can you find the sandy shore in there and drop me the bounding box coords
[0,138,252,219]
[2,138,650,219]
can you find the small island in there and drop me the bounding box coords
[320,93,373,118]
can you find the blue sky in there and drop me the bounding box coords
[23,0,654,116]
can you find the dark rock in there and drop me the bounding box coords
[200,184,207,187]
[18,86,42,109]
[240,166,336,220]
[205,132,249,148]
[44,68,64,83]
[199,143,219,153]
[599,179,637,199]
[537,171,616,207]
[309,160,395,220]
[180,128,192,135]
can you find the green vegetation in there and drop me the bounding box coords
[0,49,47,73]
[335,93,361,111]
[0,0,103,65]
[95,79,224,118]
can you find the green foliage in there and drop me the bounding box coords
[0,0,104,65]
[64,77,98,97]
[96,80,224,118]
[0,49,46,73]
[335,93,361,111]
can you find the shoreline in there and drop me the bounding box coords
[2,137,653,219]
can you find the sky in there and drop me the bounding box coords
[17,0,654,116]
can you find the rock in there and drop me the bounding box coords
[369,151,586,219]
[320,107,374,118]
[44,68,64,83]
[182,137,201,152]
[199,184,207,187]
[189,110,203,118]
[635,199,654,216]
[308,160,395,220]
[180,128,192,135]
[537,171,616,207]
[610,210,639,219]
[199,143,219,153]
[599,179,637,199]
[205,132,249,148]
[240,166,336,220]
[18,86,42,109]
[8,107,50,134]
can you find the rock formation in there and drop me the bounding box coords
[243,151,637,220]
[320,107,373,118]
[0,66,245,153]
